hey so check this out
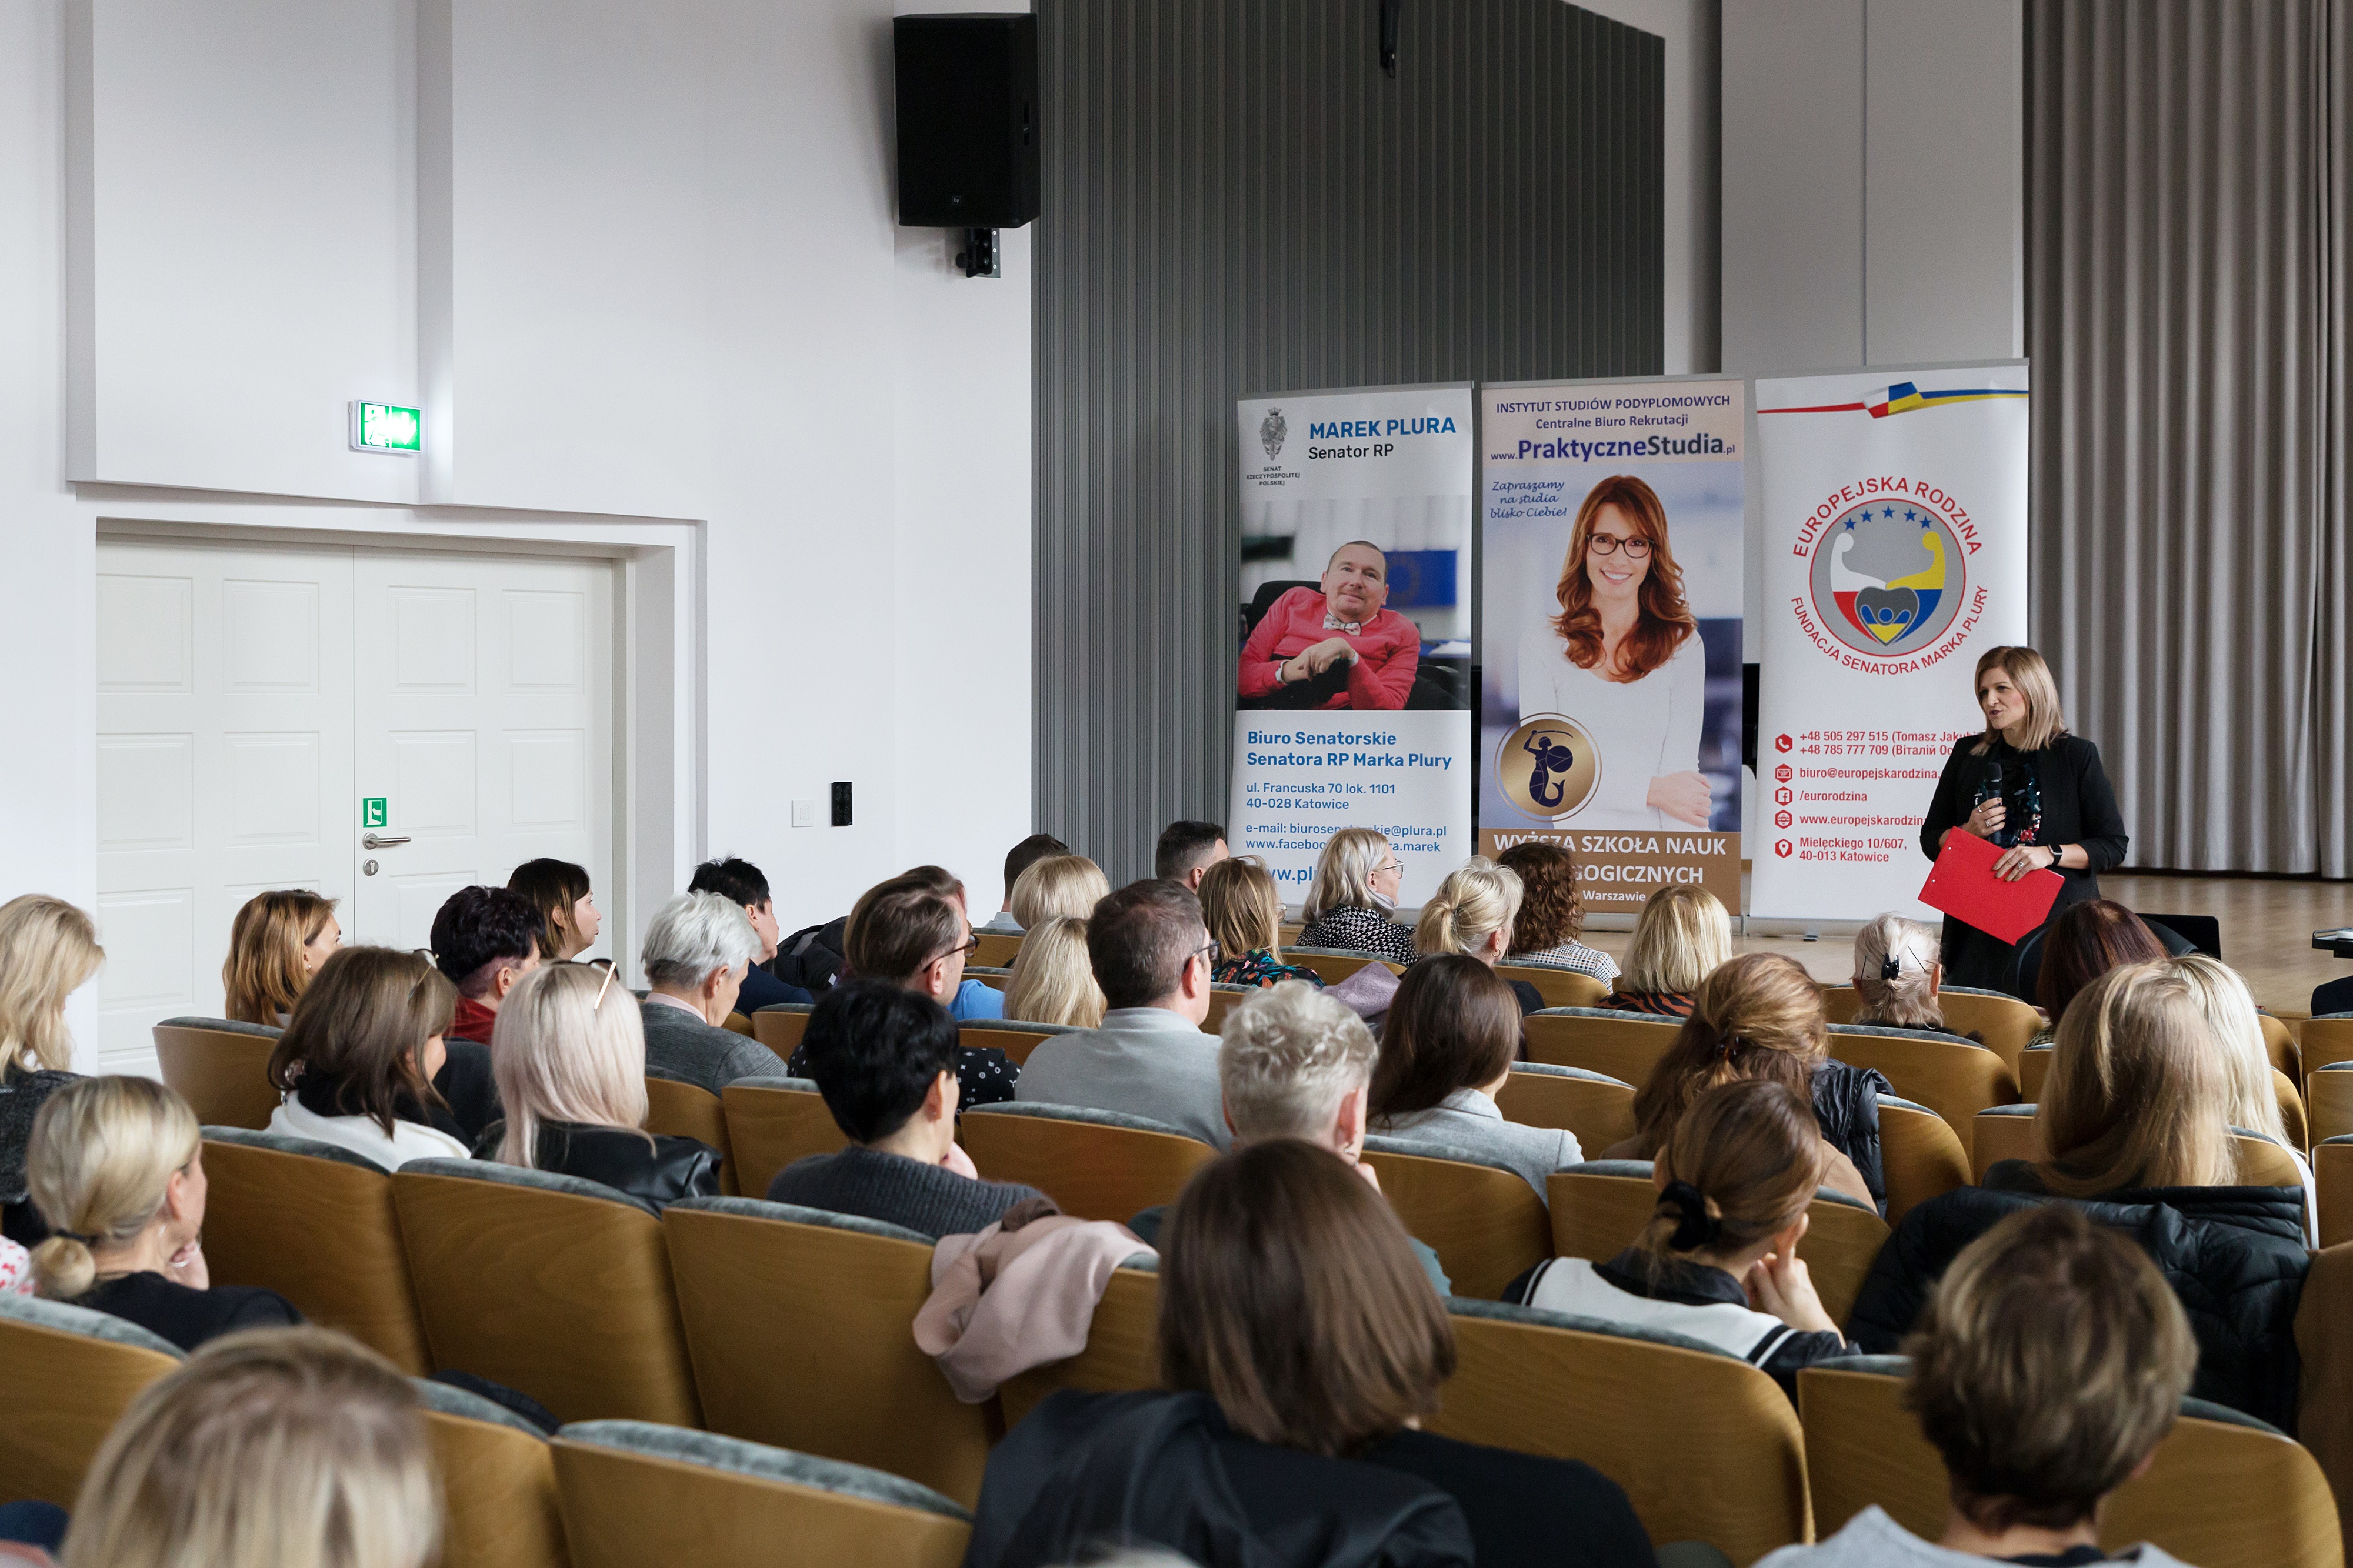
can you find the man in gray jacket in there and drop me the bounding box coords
[1014,878,1227,1148]
[1757,1205,2200,1568]
[638,890,790,1095]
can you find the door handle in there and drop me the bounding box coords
[362,833,411,849]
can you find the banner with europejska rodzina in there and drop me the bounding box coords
[1749,364,2030,921]
[1478,378,1747,915]
[1231,383,1476,909]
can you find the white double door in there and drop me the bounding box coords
[95,538,614,1072]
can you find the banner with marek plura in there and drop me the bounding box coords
[1479,378,1747,914]
[1749,364,2031,920]
[1231,383,1475,908]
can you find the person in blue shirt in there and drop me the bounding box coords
[686,855,814,1015]
[821,873,1016,1104]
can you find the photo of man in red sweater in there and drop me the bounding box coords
[1235,541,1425,711]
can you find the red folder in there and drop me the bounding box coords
[1918,830,2065,945]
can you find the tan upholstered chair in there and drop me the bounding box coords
[393,1160,699,1426]
[1878,1095,1970,1223]
[1284,946,1404,985]
[414,1378,569,1568]
[958,1104,1216,1223]
[749,1003,814,1059]
[153,1016,283,1130]
[551,1420,971,1568]
[200,1127,431,1373]
[1799,1357,2339,1568]
[1827,1023,2018,1157]
[0,1294,182,1508]
[1360,1139,1552,1300]
[1497,965,1611,1010]
[662,1197,992,1507]
[970,930,1024,970]
[1522,1007,1685,1087]
[998,1260,1162,1428]
[1492,1062,1637,1156]
[1934,986,2045,1076]
[958,1017,1078,1067]
[720,1077,848,1199]
[645,1073,738,1195]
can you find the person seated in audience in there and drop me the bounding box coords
[56,1327,441,1568]
[219,889,341,1026]
[1001,916,1106,1029]
[0,895,103,1247]
[1014,880,1228,1147]
[1202,855,1321,989]
[1850,960,2309,1429]
[26,1076,299,1350]
[1296,826,1418,963]
[1758,1206,2201,1567]
[968,1140,1656,1568]
[507,856,601,961]
[1415,856,1544,1013]
[2172,953,2314,1240]
[426,883,545,1136]
[982,832,1071,933]
[1497,840,1619,985]
[1008,853,1112,930]
[1849,913,1957,1033]
[816,877,1016,1104]
[476,962,720,1207]
[1154,818,1230,892]
[687,854,816,1014]
[1602,885,1731,1016]
[1128,980,1448,1294]
[266,947,475,1170]
[637,891,792,1095]
[2032,898,2168,1037]
[887,865,1012,1022]
[1510,1079,1859,1402]
[769,980,1045,1237]
[1610,953,1883,1211]
[1369,955,1578,1198]
[2316,972,2353,1020]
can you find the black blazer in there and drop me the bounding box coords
[78,1270,302,1353]
[472,1120,722,1209]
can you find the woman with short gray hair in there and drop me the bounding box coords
[635,892,787,1095]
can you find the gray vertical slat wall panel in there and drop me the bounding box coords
[1035,1,1664,883]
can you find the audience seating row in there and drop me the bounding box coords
[1967,1105,2306,1189]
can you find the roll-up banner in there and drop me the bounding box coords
[1478,377,1748,913]
[1749,363,2031,920]
[1231,383,1476,908]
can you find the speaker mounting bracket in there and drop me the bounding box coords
[955,228,1001,278]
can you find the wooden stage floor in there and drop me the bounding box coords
[1573,870,2353,1019]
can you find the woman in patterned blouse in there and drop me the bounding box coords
[1203,857,1322,989]
[1296,829,1418,965]
[1602,885,1732,1017]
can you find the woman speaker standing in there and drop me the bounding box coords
[1918,646,2128,994]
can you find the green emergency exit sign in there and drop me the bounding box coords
[349,401,421,454]
[362,798,388,828]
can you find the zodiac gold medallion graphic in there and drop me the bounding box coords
[1497,713,1601,820]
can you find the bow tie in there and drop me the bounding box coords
[1323,613,1364,634]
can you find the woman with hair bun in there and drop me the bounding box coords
[1414,856,1542,1013]
[26,1076,299,1351]
[1848,913,1950,1033]
[221,889,342,1026]
[1508,1078,1859,1403]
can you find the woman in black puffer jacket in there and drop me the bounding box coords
[1849,960,2309,1430]
[1604,953,1889,1214]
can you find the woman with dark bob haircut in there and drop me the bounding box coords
[2032,898,2167,1027]
[964,1141,1657,1568]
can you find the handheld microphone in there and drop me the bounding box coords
[1982,756,2006,844]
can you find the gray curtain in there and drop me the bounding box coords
[2028,0,2353,876]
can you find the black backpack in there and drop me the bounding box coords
[771,916,848,992]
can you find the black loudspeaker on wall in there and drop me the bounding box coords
[894,13,1039,278]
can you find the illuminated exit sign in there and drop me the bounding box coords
[349,401,421,454]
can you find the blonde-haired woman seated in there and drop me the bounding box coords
[964,1141,1652,1568]
[1850,960,2309,1429]
[1414,856,1542,1013]
[0,893,105,1246]
[221,889,342,1026]
[26,1076,299,1351]
[1509,1079,1858,1404]
[1848,913,1952,1033]
[476,962,720,1207]
[1008,853,1112,930]
[1295,828,1416,965]
[58,1327,439,1568]
[1002,916,1107,1028]
[2173,952,2314,1243]
[1602,885,1731,1016]
[1201,856,1320,990]
[265,948,473,1172]
[1609,952,1884,1212]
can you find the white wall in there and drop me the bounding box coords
[1,0,1035,1062]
